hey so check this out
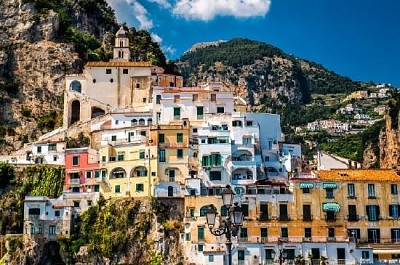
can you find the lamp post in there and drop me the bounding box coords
[271,240,287,265]
[206,185,243,265]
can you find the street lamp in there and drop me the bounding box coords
[271,240,287,265]
[206,185,243,265]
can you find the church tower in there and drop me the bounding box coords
[113,26,130,61]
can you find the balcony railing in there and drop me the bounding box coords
[260,237,268,243]
[347,215,359,221]
[69,179,80,186]
[278,215,290,221]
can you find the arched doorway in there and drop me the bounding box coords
[70,100,80,125]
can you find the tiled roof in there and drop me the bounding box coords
[315,169,400,182]
[85,61,151,67]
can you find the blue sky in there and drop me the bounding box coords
[106,0,400,87]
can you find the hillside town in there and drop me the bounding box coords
[2,27,400,265]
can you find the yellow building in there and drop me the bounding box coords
[98,130,157,199]
[153,122,191,198]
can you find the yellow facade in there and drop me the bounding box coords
[99,141,157,199]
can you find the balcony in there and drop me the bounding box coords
[327,237,336,242]
[158,142,187,148]
[260,237,268,243]
[259,215,270,221]
[303,237,312,242]
[303,215,313,221]
[69,178,80,186]
[347,215,359,221]
[278,215,290,221]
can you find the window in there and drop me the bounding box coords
[326,188,334,198]
[72,156,79,166]
[303,205,311,221]
[389,205,400,218]
[391,228,400,243]
[139,150,145,159]
[142,98,147,103]
[362,251,370,259]
[72,187,80,192]
[106,69,111,74]
[136,168,147,177]
[328,228,335,238]
[348,205,358,221]
[73,201,80,208]
[177,133,183,143]
[368,228,380,243]
[302,187,310,194]
[156,95,161,104]
[198,227,204,241]
[111,135,117,141]
[368,184,376,198]
[53,156,57,161]
[232,120,242,127]
[348,184,356,198]
[279,204,289,220]
[159,134,165,143]
[55,211,60,217]
[185,233,191,241]
[94,170,100,178]
[240,227,248,241]
[49,225,56,235]
[281,227,288,238]
[197,106,204,119]
[260,204,269,220]
[209,171,221,181]
[48,144,56,151]
[86,171,92,178]
[209,255,214,262]
[265,249,274,261]
[392,184,398,195]
[140,130,146,136]
[211,94,216,102]
[304,228,312,238]
[123,69,128,74]
[136,183,144,192]
[29,208,40,215]
[348,228,360,240]
[117,152,125,161]
[198,244,203,252]
[115,185,121,193]
[159,150,166,162]
[136,83,140,89]
[366,205,380,221]
[216,107,224,113]
[261,228,268,239]
[243,137,252,145]
[241,204,249,217]
[177,149,183,158]
[200,206,209,216]
[201,153,222,166]
[87,200,92,206]
[221,206,228,216]
[94,185,99,192]
[173,107,181,120]
[174,95,180,102]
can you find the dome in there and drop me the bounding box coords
[116,26,128,37]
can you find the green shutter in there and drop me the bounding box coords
[174,108,180,115]
[198,227,204,240]
[217,154,222,166]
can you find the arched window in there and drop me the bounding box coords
[133,166,147,177]
[69,80,82,93]
[148,118,153,125]
[139,119,145,125]
[131,119,138,126]
[110,167,126,179]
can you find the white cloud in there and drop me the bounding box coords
[162,45,177,57]
[106,0,153,29]
[172,0,271,21]
[148,0,172,9]
[151,33,163,43]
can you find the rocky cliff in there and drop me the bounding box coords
[378,112,400,170]
[0,0,116,154]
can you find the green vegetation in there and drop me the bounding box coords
[37,110,59,131]
[66,132,90,148]
[0,165,64,234]
[21,108,32,118]
[59,198,152,263]
[0,80,19,96]
[0,162,15,189]
[320,134,363,162]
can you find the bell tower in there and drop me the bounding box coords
[113,26,130,61]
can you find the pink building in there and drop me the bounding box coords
[65,148,100,192]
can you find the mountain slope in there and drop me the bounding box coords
[177,38,370,111]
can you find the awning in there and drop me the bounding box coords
[299,182,314,189]
[322,202,340,212]
[323,183,338,189]
[373,249,400,254]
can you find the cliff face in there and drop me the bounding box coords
[0,0,115,154]
[379,113,400,170]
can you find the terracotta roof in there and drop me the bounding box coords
[315,169,400,182]
[85,61,151,67]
